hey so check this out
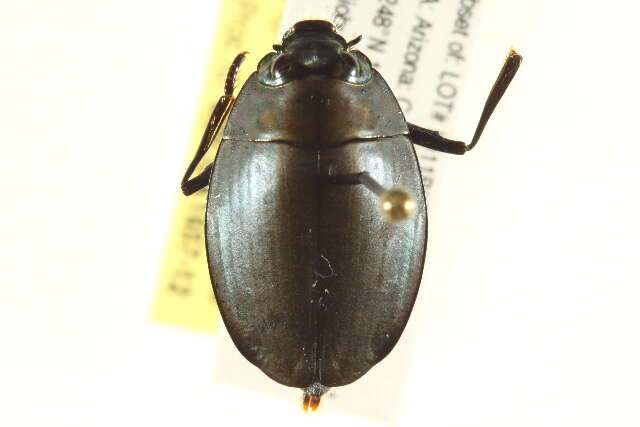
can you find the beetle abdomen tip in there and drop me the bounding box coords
[302,382,330,412]
[302,394,321,412]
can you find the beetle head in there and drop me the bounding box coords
[258,20,372,86]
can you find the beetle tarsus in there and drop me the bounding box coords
[466,49,522,151]
[224,52,249,96]
[408,49,522,154]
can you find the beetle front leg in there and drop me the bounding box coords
[409,49,522,154]
[328,172,416,222]
[181,52,248,196]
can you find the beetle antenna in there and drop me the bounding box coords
[347,35,362,48]
[328,172,416,222]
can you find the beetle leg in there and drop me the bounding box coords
[409,49,522,154]
[182,164,214,196]
[181,52,248,196]
[328,172,416,222]
[180,94,232,196]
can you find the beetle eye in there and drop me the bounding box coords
[257,52,286,86]
[282,27,294,41]
[343,51,372,84]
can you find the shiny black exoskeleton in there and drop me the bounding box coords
[181,20,521,409]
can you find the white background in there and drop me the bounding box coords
[1,0,639,426]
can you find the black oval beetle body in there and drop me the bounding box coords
[181,20,522,410]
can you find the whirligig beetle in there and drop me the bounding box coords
[181,20,522,410]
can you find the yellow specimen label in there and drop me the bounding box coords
[151,0,287,333]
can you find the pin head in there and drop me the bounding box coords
[379,189,416,222]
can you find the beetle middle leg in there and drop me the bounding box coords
[409,49,522,155]
[327,172,416,222]
[181,52,248,196]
